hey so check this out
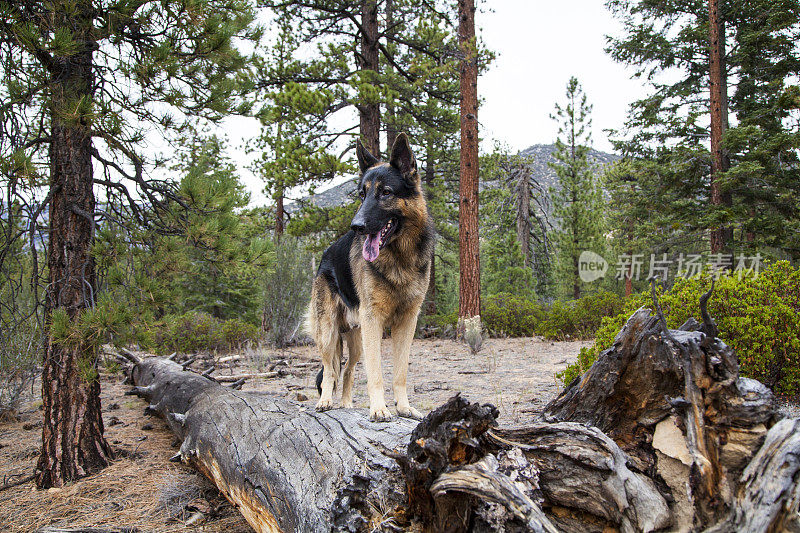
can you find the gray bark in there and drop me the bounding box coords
[542,303,779,529]
[706,417,800,532]
[131,356,414,532]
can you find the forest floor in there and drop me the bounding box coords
[1,336,796,532]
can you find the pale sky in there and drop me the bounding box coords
[226,0,649,206]
[478,0,646,153]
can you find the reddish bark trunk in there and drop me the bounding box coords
[624,270,632,298]
[359,0,381,156]
[275,190,284,238]
[37,5,112,488]
[709,0,732,254]
[458,0,480,320]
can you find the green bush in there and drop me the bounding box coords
[219,318,259,351]
[560,261,800,394]
[153,312,259,354]
[420,310,459,332]
[480,290,624,339]
[482,292,544,336]
[538,291,626,340]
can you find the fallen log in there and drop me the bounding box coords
[123,291,796,532]
[487,423,670,533]
[127,355,668,532]
[130,355,415,532]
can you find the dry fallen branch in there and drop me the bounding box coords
[212,372,279,383]
[0,473,35,492]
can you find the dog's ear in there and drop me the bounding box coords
[389,133,417,180]
[356,139,379,174]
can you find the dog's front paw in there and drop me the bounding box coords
[396,405,424,420]
[315,398,334,412]
[369,405,393,422]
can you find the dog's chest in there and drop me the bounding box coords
[361,262,426,316]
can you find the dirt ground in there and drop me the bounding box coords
[0,336,585,532]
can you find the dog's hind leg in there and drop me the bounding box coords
[391,308,423,420]
[360,310,392,422]
[341,328,362,408]
[316,330,342,412]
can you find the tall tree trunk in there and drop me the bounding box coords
[384,0,398,154]
[572,187,580,300]
[458,0,480,322]
[709,0,732,254]
[572,253,580,299]
[359,0,381,156]
[275,119,285,239]
[37,5,112,488]
[516,166,531,267]
[624,267,632,298]
[424,152,436,315]
[275,188,284,238]
[624,184,634,298]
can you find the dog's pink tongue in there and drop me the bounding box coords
[363,234,380,262]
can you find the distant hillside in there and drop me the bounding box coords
[518,144,620,192]
[285,144,620,214]
[284,179,358,214]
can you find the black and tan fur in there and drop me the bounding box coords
[308,134,434,422]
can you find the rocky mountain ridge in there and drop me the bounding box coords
[285,144,620,214]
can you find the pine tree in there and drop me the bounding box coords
[170,136,271,321]
[606,0,800,259]
[549,77,604,299]
[0,0,257,487]
[251,13,347,238]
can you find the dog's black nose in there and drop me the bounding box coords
[351,210,366,233]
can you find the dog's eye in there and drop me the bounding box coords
[381,188,393,197]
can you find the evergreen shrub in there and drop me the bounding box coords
[154,312,259,354]
[559,262,800,394]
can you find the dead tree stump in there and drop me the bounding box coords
[542,306,779,529]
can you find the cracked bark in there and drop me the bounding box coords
[37,0,112,488]
[130,357,414,532]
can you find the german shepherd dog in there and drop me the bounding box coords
[308,134,434,422]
